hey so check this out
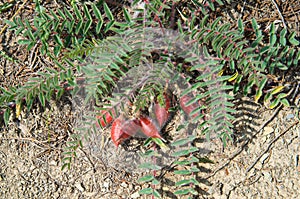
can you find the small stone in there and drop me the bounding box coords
[263,127,274,135]
[53,192,60,199]
[131,191,140,198]
[49,160,57,166]
[116,188,123,195]
[75,182,85,192]
[84,192,97,197]
[207,186,214,195]
[261,153,270,164]
[103,181,110,189]
[128,184,133,190]
[66,187,72,193]
[263,171,272,182]
[121,182,128,188]
[286,113,294,120]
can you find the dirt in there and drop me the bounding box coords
[0,0,300,199]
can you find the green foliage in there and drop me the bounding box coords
[138,140,162,199]
[192,0,229,14]
[188,12,298,111]
[0,50,19,64]
[0,60,72,121]
[0,1,14,13]
[1,1,119,123]
[171,135,200,196]
[1,0,299,198]
[5,0,114,57]
[61,133,83,170]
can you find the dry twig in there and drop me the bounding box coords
[205,83,298,179]
[205,104,283,179]
[270,0,288,29]
[246,120,299,172]
[0,0,29,35]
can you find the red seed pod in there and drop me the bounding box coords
[154,103,167,127]
[154,93,171,127]
[139,116,162,138]
[179,95,200,118]
[111,117,130,147]
[96,109,116,128]
[121,119,141,136]
[118,133,131,145]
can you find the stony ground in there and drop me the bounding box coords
[0,0,300,199]
[0,90,299,199]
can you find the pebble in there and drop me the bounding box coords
[128,184,133,190]
[116,188,123,195]
[84,192,97,197]
[263,171,272,182]
[49,160,57,166]
[121,181,128,188]
[53,192,60,199]
[286,113,294,120]
[75,182,85,192]
[103,181,110,189]
[260,153,270,164]
[212,194,226,199]
[131,191,140,198]
[263,127,274,135]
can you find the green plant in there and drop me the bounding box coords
[1,0,299,198]
[138,139,165,198]
[0,1,15,13]
[1,0,118,122]
[4,0,116,57]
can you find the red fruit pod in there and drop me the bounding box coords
[96,109,116,128]
[154,93,171,127]
[118,132,131,145]
[111,117,130,147]
[139,116,162,138]
[179,95,200,118]
[121,119,141,136]
[154,103,168,127]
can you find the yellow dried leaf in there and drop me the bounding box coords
[16,103,21,118]
[218,69,224,76]
[228,71,239,82]
[254,89,262,103]
[271,85,285,95]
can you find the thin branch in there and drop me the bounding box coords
[246,120,299,172]
[0,0,29,35]
[205,104,283,179]
[270,0,288,29]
